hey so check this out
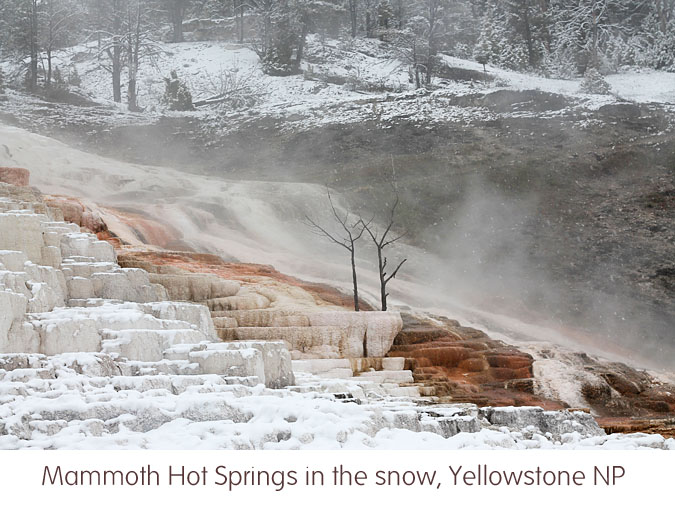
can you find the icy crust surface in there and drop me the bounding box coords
[0,352,672,450]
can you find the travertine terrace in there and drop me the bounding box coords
[0,169,673,449]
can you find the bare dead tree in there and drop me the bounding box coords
[305,191,368,312]
[363,195,407,312]
[39,0,81,88]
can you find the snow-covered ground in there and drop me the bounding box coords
[2,36,672,135]
[3,370,672,450]
[54,37,675,108]
[442,54,675,105]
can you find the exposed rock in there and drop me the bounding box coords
[389,313,551,408]
[308,311,403,358]
[479,406,604,440]
[0,213,46,264]
[43,195,107,233]
[0,167,29,186]
[218,341,294,388]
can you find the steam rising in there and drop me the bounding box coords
[0,111,672,371]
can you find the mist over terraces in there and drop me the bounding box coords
[0,168,673,448]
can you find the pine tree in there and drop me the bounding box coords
[503,0,551,69]
[473,34,490,72]
[250,0,321,76]
[377,0,394,31]
[68,65,81,88]
[579,67,612,94]
[52,65,65,88]
[0,67,6,99]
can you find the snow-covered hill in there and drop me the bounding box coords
[2,36,673,136]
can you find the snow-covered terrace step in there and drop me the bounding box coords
[110,374,255,394]
[351,357,406,372]
[217,326,347,351]
[212,316,238,328]
[67,298,125,307]
[30,304,209,333]
[187,347,265,380]
[205,294,271,311]
[117,359,201,377]
[60,261,117,279]
[288,377,419,400]
[41,221,80,233]
[292,357,406,376]
[148,273,240,301]
[356,370,415,384]
[62,256,98,263]
[211,309,311,327]
[86,270,168,302]
[0,371,255,396]
[292,358,352,374]
[317,368,355,379]
[60,232,116,263]
[384,385,422,398]
[164,341,294,389]
[101,328,210,362]
[5,394,255,437]
[0,367,56,383]
[0,250,29,271]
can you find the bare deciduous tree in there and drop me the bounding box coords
[363,195,407,311]
[39,0,80,88]
[305,191,368,312]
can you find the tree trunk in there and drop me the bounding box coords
[591,10,598,68]
[657,0,669,34]
[351,248,360,312]
[377,248,387,311]
[128,2,141,111]
[425,2,438,86]
[171,0,184,43]
[235,0,245,43]
[349,0,358,38]
[522,7,534,67]
[295,16,309,73]
[396,0,404,29]
[366,11,373,38]
[128,76,137,110]
[46,49,52,87]
[29,0,39,90]
[112,44,122,103]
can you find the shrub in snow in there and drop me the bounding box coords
[473,40,490,73]
[579,68,612,95]
[260,45,299,77]
[68,66,82,88]
[163,71,194,111]
[52,66,66,89]
[651,32,675,71]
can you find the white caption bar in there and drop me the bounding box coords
[0,450,672,507]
